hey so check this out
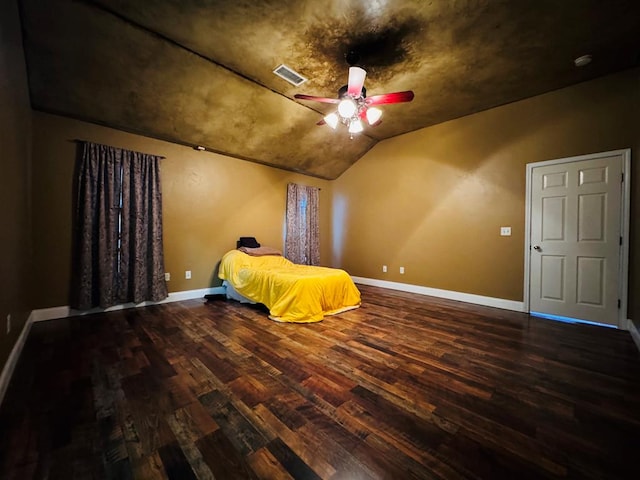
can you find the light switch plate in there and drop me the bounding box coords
[500,227,512,236]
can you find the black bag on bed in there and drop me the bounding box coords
[237,237,261,248]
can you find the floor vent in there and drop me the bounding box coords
[273,64,307,86]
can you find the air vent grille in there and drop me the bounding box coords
[273,64,307,86]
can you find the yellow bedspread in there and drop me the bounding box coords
[218,250,361,323]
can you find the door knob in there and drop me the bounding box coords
[533,245,541,251]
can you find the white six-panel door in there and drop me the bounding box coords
[528,151,628,327]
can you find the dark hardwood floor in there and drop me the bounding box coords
[1,285,639,479]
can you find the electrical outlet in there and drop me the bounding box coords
[6,314,11,334]
[400,266,405,274]
[500,226,512,236]
[164,272,170,281]
[382,265,387,273]
[185,270,192,279]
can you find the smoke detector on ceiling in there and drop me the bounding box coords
[574,54,593,67]
[273,64,307,86]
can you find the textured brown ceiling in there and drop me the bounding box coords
[19,0,640,179]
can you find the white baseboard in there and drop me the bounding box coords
[0,312,34,407]
[31,286,226,323]
[352,276,525,312]
[627,319,640,352]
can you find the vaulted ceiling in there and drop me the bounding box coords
[19,0,640,179]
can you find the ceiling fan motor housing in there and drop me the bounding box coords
[338,84,366,99]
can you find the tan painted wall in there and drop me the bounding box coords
[0,0,32,373]
[333,68,639,323]
[31,112,332,309]
[20,68,640,331]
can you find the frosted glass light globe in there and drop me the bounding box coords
[366,107,382,125]
[338,98,357,118]
[348,119,363,134]
[324,113,339,129]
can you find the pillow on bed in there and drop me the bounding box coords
[238,246,282,256]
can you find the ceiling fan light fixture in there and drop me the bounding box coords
[366,107,382,125]
[348,119,364,134]
[324,112,339,129]
[338,98,357,118]
[294,63,414,136]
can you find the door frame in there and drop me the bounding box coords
[523,149,631,329]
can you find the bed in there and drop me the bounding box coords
[218,248,361,323]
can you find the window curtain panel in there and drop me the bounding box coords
[71,142,168,309]
[285,183,320,265]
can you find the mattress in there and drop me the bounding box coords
[218,249,361,323]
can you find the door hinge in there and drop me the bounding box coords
[618,299,621,309]
[621,172,624,183]
[620,236,623,246]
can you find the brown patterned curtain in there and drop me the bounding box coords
[285,183,320,265]
[71,142,167,309]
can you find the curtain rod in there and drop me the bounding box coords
[71,139,166,159]
[287,182,321,191]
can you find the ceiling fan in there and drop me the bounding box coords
[294,65,414,137]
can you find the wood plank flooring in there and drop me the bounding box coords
[1,285,639,479]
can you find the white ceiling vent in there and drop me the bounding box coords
[273,64,307,86]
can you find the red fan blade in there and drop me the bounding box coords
[294,94,339,104]
[366,91,414,105]
[347,67,367,97]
